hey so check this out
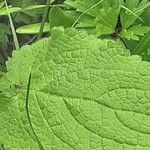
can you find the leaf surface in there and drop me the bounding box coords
[65,0,150,40]
[0,6,21,16]
[1,28,150,150]
[16,22,50,34]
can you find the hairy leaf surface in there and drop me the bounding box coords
[1,28,150,150]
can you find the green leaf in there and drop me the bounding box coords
[0,23,10,50]
[120,0,149,29]
[0,1,4,9]
[21,4,45,11]
[11,0,44,24]
[2,28,150,149]
[65,0,150,41]
[65,0,121,37]
[65,0,102,16]
[120,25,150,41]
[96,7,120,36]
[0,144,4,150]
[16,22,50,34]
[132,29,150,55]
[125,0,139,9]
[49,7,78,29]
[119,0,150,42]
[0,6,21,16]
[140,6,150,26]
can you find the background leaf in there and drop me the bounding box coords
[16,22,50,34]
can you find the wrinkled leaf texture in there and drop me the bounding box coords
[1,28,150,150]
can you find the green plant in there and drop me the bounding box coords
[1,27,150,150]
[1,0,150,150]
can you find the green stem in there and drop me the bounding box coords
[37,0,51,41]
[25,73,44,150]
[71,0,104,28]
[4,0,20,51]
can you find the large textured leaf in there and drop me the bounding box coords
[1,28,150,150]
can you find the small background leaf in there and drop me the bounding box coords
[16,22,50,34]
